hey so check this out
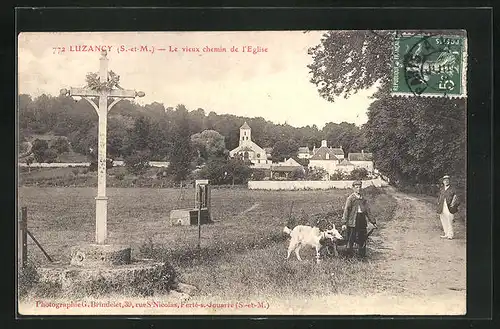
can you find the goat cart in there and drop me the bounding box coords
[323,224,377,258]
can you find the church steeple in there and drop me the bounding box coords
[239,122,251,146]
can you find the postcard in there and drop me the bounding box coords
[17,30,467,316]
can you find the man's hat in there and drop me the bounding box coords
[352,180,362,187]
[442,175,450,180]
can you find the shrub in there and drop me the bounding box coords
[18,261,40,298]
[251,169,268,181]
[289,167,305,180]
[156,168,168,179]
[330,169,346,181]
[31,139,48,162]
[115,172,125,180]
[124,151,151,175]
[349,167,369,180]
[50,137,70,154]
[71,168,80,176]
[26,156,34,166]
[306,167,328,181]
[43,149,58,163]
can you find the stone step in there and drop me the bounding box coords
[70,244,131,267]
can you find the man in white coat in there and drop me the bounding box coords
[437,175,460,240]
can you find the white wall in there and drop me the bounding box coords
[309,161,338,175]
[18,161,170,168]
[248,178,388,190]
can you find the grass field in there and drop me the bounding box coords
[18,186,397,299]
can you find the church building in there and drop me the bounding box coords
[229,122,270,164]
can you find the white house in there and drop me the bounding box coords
[297,147,312,159]
[270,157,305,179]
[308,140,340,179]
[336,158,356,174]
[348,151,374,172]
[229,122,269,165]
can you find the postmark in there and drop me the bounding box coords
[391,33,467,97]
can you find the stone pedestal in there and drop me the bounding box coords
[37,259,176,297]
[70,244,131,267]
[36,243,179,297]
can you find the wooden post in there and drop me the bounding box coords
[197,194,202,251]
[20,207,28,268]
[27,230,53,263]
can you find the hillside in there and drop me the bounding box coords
[18,93,367,163]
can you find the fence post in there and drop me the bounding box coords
[197,195,202,252]
[20,207,28,268]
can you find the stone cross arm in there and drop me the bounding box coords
[69,87,139,98]
[61,87,145,114]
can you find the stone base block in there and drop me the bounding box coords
[37,259,175,296]
[70,244,131,267]
[170,208,212,226]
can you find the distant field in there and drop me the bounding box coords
[18,186,397,298]
[18,187,351,260]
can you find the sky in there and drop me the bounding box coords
[18,31,379,129]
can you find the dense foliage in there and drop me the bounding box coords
[308,30,466,185]
[18,93,368,164]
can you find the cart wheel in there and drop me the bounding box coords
[325,245,336,257]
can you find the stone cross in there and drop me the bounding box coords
[60,50,145,244]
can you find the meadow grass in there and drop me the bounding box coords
[18,185,397,298]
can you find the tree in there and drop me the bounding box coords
[124,150,151,175]
[31,139,48,163]
[349,167,369,180]
[50,137,70,154]
[289,167,305,180]
[271,139,299,162]
[43,149,58,163]
[306,167,328,181]
[251,169,268,181]
[107,115,132,159]
[191,130,226,160]
[167,105,195,182]
[308,30,466,185]
[322,122,366,155]
[25,156,34,173]
[364,96,465,184]
[330,169,346,181]
[224,158,252,185]
[122,116,152,156]
[197,158,227,185]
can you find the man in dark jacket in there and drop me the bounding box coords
[341,180,377,257]
[437,175,459,240]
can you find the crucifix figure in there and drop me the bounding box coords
[60,50,145,244]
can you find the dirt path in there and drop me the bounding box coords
[372,188,466,296]
[268,187,467,315]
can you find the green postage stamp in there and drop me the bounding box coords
[391,33,467,98]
